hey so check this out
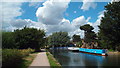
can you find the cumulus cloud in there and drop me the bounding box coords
[29,2,42,8]
[81,0,97,11]
[111,0,120,3]
[35,0,90,38]
[10,19,31,28]
[87,10,104,33]
[1,2,23,31]
[1,0,105,39]
[72,16,87,27]
[35,0,74,35]
[36,0,71,25]
[1,1,46,31]
[70,16,91,38]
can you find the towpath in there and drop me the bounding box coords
[29,49,50,68]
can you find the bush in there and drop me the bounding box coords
[2,49,35,68]
[2,32,17,49]
[19,48,35,57]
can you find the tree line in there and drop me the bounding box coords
[2,1,120,51]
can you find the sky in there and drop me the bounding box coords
[1,0,118,38]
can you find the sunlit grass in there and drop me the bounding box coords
[2,49,38,68]
[19,52,38,68]
[46,52,62,68]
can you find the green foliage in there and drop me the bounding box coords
[98,2,120,50]
[80,24,94,32]
[80,24,97,43]
[48,31,70,47]
[2,49,23,68]
[46,52,62,68]
[108,49,114,52]
[2,32,17,49]
[76,41,82,47]
[72,34,81,42]
[14,27,45,51]
[2,49,35,68]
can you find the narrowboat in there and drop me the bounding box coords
[79,48,108,56]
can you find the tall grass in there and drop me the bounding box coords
[2,49,34,68]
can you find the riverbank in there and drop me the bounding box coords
[46,52,62,68]
[2,49,37,68]
[108,51,120,55]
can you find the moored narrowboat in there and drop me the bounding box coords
[79,48,108,56]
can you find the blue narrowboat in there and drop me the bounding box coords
[79,48,108,56]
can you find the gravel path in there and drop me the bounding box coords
[29,52,50,68]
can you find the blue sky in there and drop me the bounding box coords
[17,2,108,22]
[64,2,108,22]
[2,0,110,37]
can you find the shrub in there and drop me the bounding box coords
[19,48,35,57]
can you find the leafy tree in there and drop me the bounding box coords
[80,24,97,43]
[14,27,45,51]
[98,1,120,50]
[2,32,17,49]
[80,24,94,32]
[48,31,70,47]
[72,34,81,42]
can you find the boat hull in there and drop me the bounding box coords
[68,47,79,52]
[79,48,108,56]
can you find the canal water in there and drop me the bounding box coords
[49,49,120,67]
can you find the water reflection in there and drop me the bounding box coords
[49,49,120,67]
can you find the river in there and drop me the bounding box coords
[49,49,120,68]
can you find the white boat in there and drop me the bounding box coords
[68,47,79,51]
[67,44,79,52]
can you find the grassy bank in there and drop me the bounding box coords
[46,52,62,68]
[2,49,38,68]
[19,52,38,68]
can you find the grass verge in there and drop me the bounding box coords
[19,52,38,68]
[46,52,62,68]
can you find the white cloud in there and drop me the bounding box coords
[10,19,31,28]
[35,0,89,38]
[1,1,46,31]
[87,10,104,33]
[29,2,42,8]
[1,2,23,31]
[86,17,91,22]
[36,0,75,35]
[1,0,105,39]
[72,16,87,27]
[81,0,97,11]
[36,0,71,25]
[111,0,120,3]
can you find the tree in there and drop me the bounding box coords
[80,24,94,32]
[98,2,120,50]
[14,27,45,51]
[72,34,81,42]
[80,24,97,43]
[2,32,17,49]
[48,31,70,47]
